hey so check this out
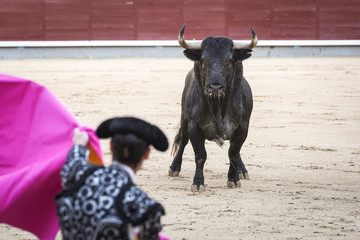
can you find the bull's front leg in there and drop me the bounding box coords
[227,149,241,188]
[189,122,207,192]
[228,123,250,188]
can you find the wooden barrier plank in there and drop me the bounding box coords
[0,0,359,40]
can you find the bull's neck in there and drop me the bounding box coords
[207,96,229,117]
[205,94,231,137]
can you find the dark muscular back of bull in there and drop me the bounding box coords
[169,27,256,192]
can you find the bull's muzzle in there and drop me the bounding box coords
[206,84,225,99]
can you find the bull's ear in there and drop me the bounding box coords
[183,50,202,61]
[234,49,252,61]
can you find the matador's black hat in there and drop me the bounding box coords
[96,117,168,152]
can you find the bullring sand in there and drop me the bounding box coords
[0,57,359,239]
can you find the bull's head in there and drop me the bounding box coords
[179,24,257,99]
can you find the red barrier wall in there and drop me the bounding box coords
[0,0,359,41]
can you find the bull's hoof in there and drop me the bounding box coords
[239,172,250,180]
[191,184,205,192]
[168,168,180,177]
[227,180,241,189]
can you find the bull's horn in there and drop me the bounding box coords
[178,24,202,50]
[233,27,258,49]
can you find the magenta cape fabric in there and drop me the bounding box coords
[0,74,103,239]
[159,234,170,240]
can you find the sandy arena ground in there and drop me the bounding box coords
[0,57,359,240]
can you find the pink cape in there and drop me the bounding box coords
[0,74,103,239]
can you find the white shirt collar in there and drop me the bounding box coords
[113,162,136,182]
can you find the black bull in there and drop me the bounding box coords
[169,25,258,192]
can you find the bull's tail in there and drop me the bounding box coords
[171,126,181,157]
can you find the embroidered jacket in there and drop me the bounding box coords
[55,145,165,240]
